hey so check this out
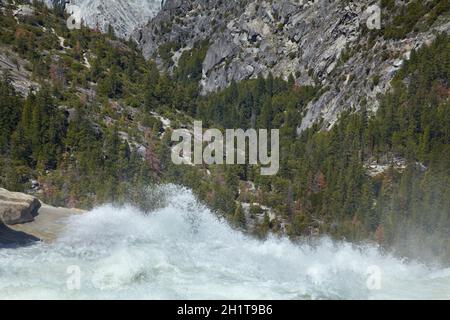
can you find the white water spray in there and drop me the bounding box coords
[0,186,449,299]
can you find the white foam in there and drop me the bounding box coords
[0,185,448,299]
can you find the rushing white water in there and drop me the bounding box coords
[0,186,449,300]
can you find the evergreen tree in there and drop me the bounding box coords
[233,203,247,229]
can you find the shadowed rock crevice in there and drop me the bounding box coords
[0,222,40,248]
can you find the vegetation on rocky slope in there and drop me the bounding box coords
[173,34,450,262]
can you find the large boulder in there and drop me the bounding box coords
[0,188,41,225]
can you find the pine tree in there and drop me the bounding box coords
[257,212,271,238]
[233,203,247,229]
[0,75,21,154]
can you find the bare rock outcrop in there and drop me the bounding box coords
[137,0,450,131]
[43,0,162,39]
[0,188,41,225]
[0,188,85,246]
[0,49,40,96]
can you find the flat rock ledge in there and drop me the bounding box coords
[0,188,84,247]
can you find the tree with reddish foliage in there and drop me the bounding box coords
[375,225,384,245]
[145,132,161,175]
[49,63,65,86]
[310,171,327,194]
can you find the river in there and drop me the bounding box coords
[0,186,448,299]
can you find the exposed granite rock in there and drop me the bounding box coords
[137,0,450,131]
[10,204,85,242]
[0,188,41,225]
[203,36,238,75]
[42,0,162,39]
[0,49,40,96]
[12,4,35,17]
[0,188,85,245]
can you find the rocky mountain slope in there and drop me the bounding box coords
[38,0,449,131]
[137,0,450,130]
[43,0,162,39]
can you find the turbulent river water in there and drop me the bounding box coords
[0,186,449,300]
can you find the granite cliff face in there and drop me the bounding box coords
[23,0,450,130]
[137,0,450,130]
[43,0,162,39]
